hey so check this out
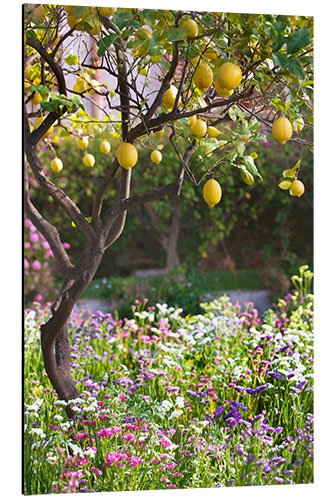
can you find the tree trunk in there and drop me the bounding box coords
[165,198,182,271]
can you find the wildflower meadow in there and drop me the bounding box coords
[24,267,313,495]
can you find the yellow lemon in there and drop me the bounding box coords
[151,150,162,164]
[203,179,222,207]
[215,78,234,98]
[31,92,43,106]
[289,179,305,197]
[193,62,213,91]
[272,117,293,145]
[163,85,178,109]
[35,116,54,138]
[77,137,89,150]
[116,142,138,169]
[190,119,207,138]
[295,117,304,132]
[181,18,199,38]
[83,153,95,168]
[207,126,221,138]
[217,62,242,90]
[240,170,254,185]
[153,128,164,136]
[204,47,219,60]
[50,158,63,173]
[188,115,197,128]
[52,135,60,144]
[100,139,111,154]
[98,7,116,17]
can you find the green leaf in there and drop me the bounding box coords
[73,6,89,18]
[272,52,289,68]
[235,140,246,156]
[287,28,310,54]
[97,34,118,57]
[64,54,79,66]
[112,11,133,31]
[148,37,165,57]
[287,55,305,80]
[244,155,262,179]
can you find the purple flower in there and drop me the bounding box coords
[213,405,225,418]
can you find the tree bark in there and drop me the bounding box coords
[163,198,182,271]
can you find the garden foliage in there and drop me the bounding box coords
[24,268,313,493]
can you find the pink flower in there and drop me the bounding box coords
[24,242,31,249]
[63,242,71,249]
[43,241,50,250]
[91,467,103,476]
[30,233,39,243]
[46,250,54,258]
[24,258,29,269]
[35,294,43,301]
[32,260,41,270]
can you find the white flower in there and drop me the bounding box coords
[170,409,183,419]
[175,396,185,409]
[161,400,173,411]
[68,442,84,457]
[54,415,63,422]
[54,400,68,407]
[26,398,43,412]
[68,397,85,405]
[30,428,46,438]
[84,447,97,458]
[46,455,57,464]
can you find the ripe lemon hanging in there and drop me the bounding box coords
[188,115,197,128]
[193,62,213,91]
[295,117,304,132]
[272,117,293,145]
[153,128,164,136]
[203,179,222,207]
[35,116,54,138]
[215,78,234,98]
[240,170,254,185]
[50,158,63,173]
[180,18,199,38]
[83,153,95,168]
[116,142,138,169]
[163,85,178,109]
[151,150,162,164]
[100,139,111,154]
[207,126,221,138]
[77,137,89,150]
[31,92,42,106]
[190,119,207,138]
[289,179,305,197]
[217,62,242,90]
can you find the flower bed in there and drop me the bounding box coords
[24,275,313,494]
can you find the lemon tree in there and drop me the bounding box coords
[24,5,313,407]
